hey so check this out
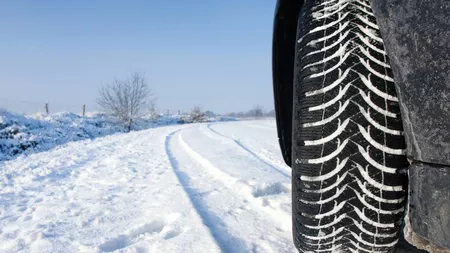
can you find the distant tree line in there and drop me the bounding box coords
[224,105,275,118]
[183,105,276,119]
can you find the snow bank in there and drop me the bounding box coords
[0,110,230,162]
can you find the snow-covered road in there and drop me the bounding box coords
[0,120,296,253]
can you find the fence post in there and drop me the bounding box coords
[82,104,86,117]
[44,103,49,114]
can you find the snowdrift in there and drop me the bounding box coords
[0,110,234,162]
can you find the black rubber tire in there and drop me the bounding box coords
[291,0,408,252]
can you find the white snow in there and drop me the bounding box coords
[0,110,235,162]
[0,120,295,253]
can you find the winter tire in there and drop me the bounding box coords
[291,0,408,252]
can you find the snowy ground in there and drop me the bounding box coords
[0,120,296,253]
[0,111,179,162]
[0,110,235,162]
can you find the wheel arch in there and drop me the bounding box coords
[272,0,303,167]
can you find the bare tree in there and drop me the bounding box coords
[251,105,264,118]
[97,73,154,132]
[147,102,160,121]
[203,110,216,118]
[180,105,207,123]
[190,105,207,123]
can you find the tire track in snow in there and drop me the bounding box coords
[177,131,292,231]
[206,124,290,179]
[165,130,247,253]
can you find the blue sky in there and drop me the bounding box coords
[0,1,277,114]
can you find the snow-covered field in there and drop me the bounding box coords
[0,120,296,253]
[0,111,182,162]
[0,110,235,162]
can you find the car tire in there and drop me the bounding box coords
[291,0,408,252]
